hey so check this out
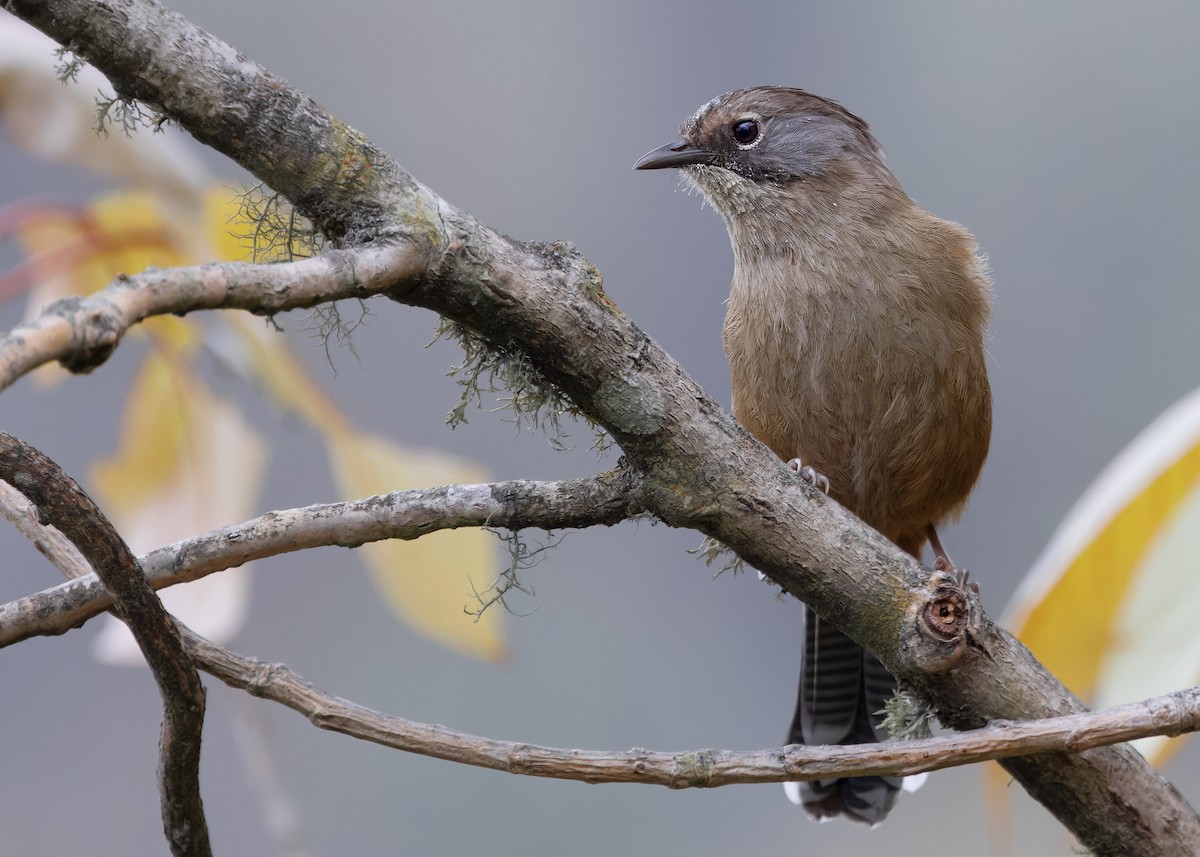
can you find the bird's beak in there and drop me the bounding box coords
[633,139,715,170]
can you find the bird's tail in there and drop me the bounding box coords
[784,606,903,825]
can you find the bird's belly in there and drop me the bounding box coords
[724,303,990,544]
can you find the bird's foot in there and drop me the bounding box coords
[786,457,830,494]
[932,560,980,596]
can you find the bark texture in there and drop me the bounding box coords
[6,1,1199,852]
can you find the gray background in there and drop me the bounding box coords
[2,1,1199,855]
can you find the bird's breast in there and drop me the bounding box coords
[723,249,991,541]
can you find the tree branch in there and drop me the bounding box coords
[0,471,646,647]
[0,245,415,390]
[0,433,211,857]
[5,0,1198,851]
[0,480,92,579]
[184,621,1200,786]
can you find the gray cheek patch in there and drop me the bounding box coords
[749,116,875,180]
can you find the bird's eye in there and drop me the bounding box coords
[732,118,761,147]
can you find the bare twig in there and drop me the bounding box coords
[183,623,1200,786]
[0,433,211,857]
[0,480,92,579]
[0,244,420,391]
[0,471,645,647]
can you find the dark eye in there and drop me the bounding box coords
[732,119,760,147]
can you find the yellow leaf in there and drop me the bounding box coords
[91,353,192,514]
[12,176,505,662]
[12,192,200,387]
[326,429,505,663]
[1006,385,1200,766]
[218,311,346,432]
[205,187,253,263]
[217,314,507,662]
[90,191,190,273]
[17,192,189,309]
[89,352,266,662]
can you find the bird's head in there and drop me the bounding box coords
[635,87,895,219]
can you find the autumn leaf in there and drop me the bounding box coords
[89,350,265,663]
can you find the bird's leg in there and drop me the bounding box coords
[925,523,955,570]
[786,456,830,494]
[925,523,979,594]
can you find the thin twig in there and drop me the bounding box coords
[0,243,421,391]
[183,623,1200,786]
[0,433,211,857]
[0,481,92,579]
[0,471,646,647]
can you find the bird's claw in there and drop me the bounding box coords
[786,458,830,493]
[932,559,980,596]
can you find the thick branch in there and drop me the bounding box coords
[0,433,210,857]
[5,2,421,246]
[185,622,1200,785]
[0,472,645,647]
[6,0,1198,852]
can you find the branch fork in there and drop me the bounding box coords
[2,0,1198,852]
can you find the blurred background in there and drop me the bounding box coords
[2,1,1199,855]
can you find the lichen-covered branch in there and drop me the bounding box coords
[0,471,646,647]
[0,433,211,857]
[5,0,1199,852]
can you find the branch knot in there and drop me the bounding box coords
[904,568,983,673]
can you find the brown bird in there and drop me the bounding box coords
[635,87,991,824]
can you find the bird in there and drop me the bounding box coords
[634,87,992,825]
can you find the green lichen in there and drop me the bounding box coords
[304,300,371,369]
[235,182,324,264]
[229,184,363,365]
[94,92,169,136]
[53,45,85,83]
[689,536,746,578]
[879,686,937,741]
[465,529,562,620]
[431,317,612,454]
